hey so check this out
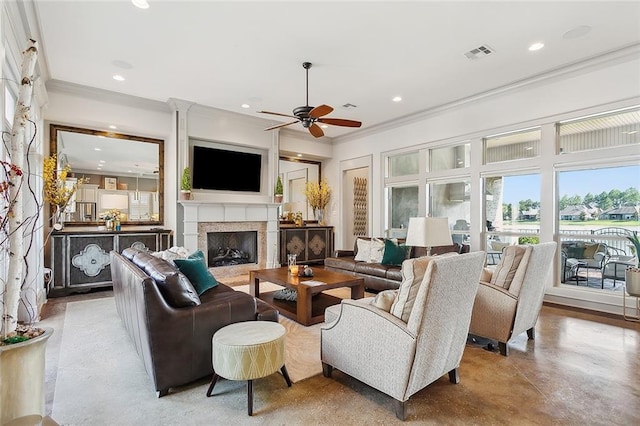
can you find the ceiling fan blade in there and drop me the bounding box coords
[317,118,362,128]
[264,121,298,131]
[257,110,298,119]
[308,123,324,138]
[309,104,333,118]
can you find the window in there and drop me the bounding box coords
[387,152,419,177]
[386,185,418,230]
[4,86,15,127]
[430,143,470,171]
[558,106,640,154]
[484,127,541,164]
[557,165,640,291]
[428,180,471,246]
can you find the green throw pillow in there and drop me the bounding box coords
[381,239,409,266]
[174,256,218,295]
[189,249,205,260]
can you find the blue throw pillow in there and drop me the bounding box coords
[174,256,218,295]
[381,239,410,266]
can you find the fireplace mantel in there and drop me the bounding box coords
[180,200,280,274]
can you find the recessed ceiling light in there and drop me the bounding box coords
[132,0,149,9]
[94,148,101,151]
[297,154,303,157]
[99,160,105,163]
[563,25,591,40]
[241,104,250,109]
[108,125,117,129]
[97,167,102,170]
[127,170,132,173]
[392,96,402,102]
[320,124,328,129]
[113,74,125,82]
[528,42,545,52]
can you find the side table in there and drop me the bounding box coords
[206,321,292,416]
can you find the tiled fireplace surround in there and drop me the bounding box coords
[180,201,280,279]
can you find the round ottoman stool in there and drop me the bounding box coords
[206,321,291,416]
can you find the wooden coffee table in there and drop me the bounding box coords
[249,267,364,326]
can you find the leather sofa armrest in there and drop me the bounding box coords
[334,250,355,257]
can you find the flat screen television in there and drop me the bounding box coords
[192,145,262,192]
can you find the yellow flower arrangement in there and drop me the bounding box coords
[43,154,83,208]
[303,180,331,210]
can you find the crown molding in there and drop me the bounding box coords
[335,43,640,144]
[45,79,171,113]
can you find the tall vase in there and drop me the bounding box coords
[53,205,64,230]
[314,208,325,225]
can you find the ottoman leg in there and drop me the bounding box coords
[206,372,219,397]
[247,380,253,416]
[281,365,292,387]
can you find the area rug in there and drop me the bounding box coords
[51,290,325,424]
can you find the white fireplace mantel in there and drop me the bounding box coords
[180,200,281,270]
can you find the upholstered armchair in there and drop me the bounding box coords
[469,242,557,356]
[321,252,485,420]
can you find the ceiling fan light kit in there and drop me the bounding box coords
[258,62,362,138]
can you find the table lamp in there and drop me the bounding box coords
[405,217,453,256]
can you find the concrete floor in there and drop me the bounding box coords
[39,290,640,425]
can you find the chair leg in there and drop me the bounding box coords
[322,362,333,378]
[281,365,292,387]
[448,368,459,384]
[247,380,253,416]
[394,399,406,421]
[206,372,219,397]
[498,342,509,356]
[527,327,535,340]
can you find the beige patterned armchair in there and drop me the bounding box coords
[320,252,485,420]
[469,242,557,356]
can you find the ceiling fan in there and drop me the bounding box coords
[258,62,362,138]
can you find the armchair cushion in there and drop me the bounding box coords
[371,289,398,312]
[390,256,434,321]
[490,245,527,290]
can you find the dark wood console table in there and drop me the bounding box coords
[279,224,334,265]
[49,227,172,296]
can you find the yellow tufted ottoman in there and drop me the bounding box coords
[206,321,291,416]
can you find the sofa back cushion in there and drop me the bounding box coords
[132,251,201,308]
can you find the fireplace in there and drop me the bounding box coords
[207,231,257,267]
[181,201,280,279]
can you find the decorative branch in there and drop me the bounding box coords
[2,39,38,337]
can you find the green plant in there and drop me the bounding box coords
[626,231,640,268]
[518,236,539,245]
[181,167,191,191]
[275,175,283,195]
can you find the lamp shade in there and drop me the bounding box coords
[405,217,453,248]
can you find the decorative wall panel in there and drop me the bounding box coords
[353,177,368,236]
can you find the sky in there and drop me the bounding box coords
[501,165,640,205]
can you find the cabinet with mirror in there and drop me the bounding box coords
[50,124,164,226]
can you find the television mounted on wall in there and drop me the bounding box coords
[192,145,262,192]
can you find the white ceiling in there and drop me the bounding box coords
[33,1,640,139]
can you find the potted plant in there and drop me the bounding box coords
[0,38,53,425]
[180,167,191,200]
[625,231,640,297]
[274,175,283,203]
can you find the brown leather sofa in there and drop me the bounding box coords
[324,237,468,292]
[110,248,278,397]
